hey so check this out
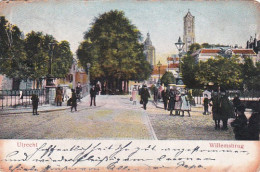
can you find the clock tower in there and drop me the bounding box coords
[183,10,195,52]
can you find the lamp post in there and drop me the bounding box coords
[157,61,162,86]
[86,63,91,94]
[175,37,185,85]
[45,42,56,104]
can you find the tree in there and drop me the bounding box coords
[0,16,28,89]
[196,56,242,90]
[24,31,73,88]
[240,57,260,90]
[187,43,201,55]
[77,10,152,91]
[181,54,200,88]
[161,71,175,87]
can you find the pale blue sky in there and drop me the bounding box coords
[0,0,259,63]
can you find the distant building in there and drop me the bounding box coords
[246,34,260,61]
[183,10,195,52]
[166,55,179,78]
[144,33,156,66]
[192,47,258,64]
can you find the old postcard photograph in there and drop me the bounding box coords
[0,0,259,171]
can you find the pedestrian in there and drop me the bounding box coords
[31,94,39,115]
[247,104,259,140]
[55,86,63,106]
[233,94,241,118]
[168,87,176,116]
[174,90,181,115]
[210,91,221,130]
[76,82,82,102]
[153,86,158,104]
[71,89,77,112]
[161,87,169,110]
[140,85,150,110]
[219,90,233,130]
[203,94,209,115]
[132,88,137,105]
[180,92,191,117]
[231,104,248,140]
[90,85,96,106]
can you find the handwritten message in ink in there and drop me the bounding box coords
[0,140,256,172]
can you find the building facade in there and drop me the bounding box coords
[144,33,156,66]
[192,47,258,64]
[183,10,195,52]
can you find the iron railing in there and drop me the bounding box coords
[0,89,46,109]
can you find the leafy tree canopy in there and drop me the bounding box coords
[161,71,175,87]
[77,10,152,85]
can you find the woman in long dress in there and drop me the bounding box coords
[180,93,191,117]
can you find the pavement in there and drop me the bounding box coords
[0,95,255,140]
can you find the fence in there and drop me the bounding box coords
[0,89,46,109]
[191,89,260,105]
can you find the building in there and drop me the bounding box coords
[246,35,260,61]
[192,47,258,64]
[144,33,156,66]
[150,65,167,86]
[183,10,195,52]
[166,55,180,78]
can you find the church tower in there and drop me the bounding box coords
[144,33,156,66]
[183,10,195,52]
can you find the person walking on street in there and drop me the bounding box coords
[140,85,150,110]
[231,104,248,140]
[90,85,96,106]
[55,86,63,106]
[180,92,191,117]
[219,90,233,130]
[132,88,137,105]
[203,94,209,115]
[71,89,77,112]
[233,94,241,118]
[161,87,169,110]
[168,88,176,116]
[31,94,39,115]
[76,82,82,102]
[210,91,221,130]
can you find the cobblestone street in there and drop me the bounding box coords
[0,95,237,140]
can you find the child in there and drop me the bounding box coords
[31,94,39,115]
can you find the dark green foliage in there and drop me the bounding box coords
[77,10,152,90]
[161,71,175,87]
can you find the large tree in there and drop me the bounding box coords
[0,16,28,89]
[181,54,200,88]
[195,56,242,90]
[77,10,152,91]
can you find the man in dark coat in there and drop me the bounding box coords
[71,89,77,112]
[140,85,150,110]
[90,85,96,106]
[219,91,233,130]
[210,91,221,130]
[233,94,241,117]
[168,88,176,116]
[203,94,209,115]
[31,94,39,115]
[76,82,82,102]
[231,104,248,140]
[161,87,169,110]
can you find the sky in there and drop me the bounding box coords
[0,0,259,64]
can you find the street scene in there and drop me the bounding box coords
[0,0,259,141]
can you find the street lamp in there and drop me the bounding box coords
[175,37,185,85]
[157,61,162,86]
[46,42,56,86]
[86,63,91,94]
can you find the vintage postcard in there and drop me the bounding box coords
[0,0,259,171]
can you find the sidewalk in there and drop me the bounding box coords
[0,96,89,115]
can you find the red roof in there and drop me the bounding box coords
[200,49,220,53]
[167,57,174,61]
[152,65,167,75]
[233,49,256,54]
[168,63,179,68]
